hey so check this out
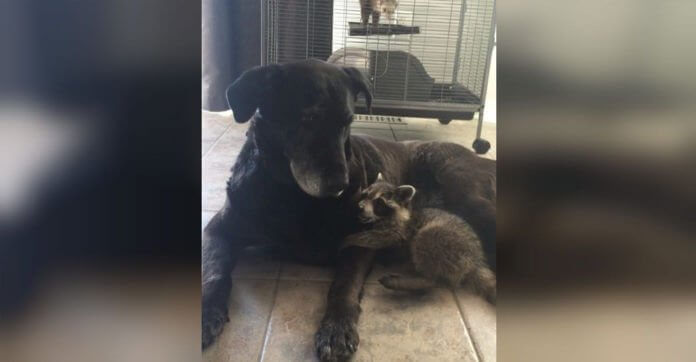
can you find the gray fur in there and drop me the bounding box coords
[360,0,399,25]
[345,179,496,304]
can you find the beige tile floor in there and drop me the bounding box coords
[202,111,497,362]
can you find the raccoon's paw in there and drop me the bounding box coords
[378,273,403,289]
[380,274,436,292]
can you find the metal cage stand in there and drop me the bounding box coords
[472,5,495,154]
[260,0,495,154]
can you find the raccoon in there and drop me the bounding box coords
[360,0,398,26]
[343,173,496,304]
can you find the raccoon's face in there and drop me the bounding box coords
[357,173,416,224]
[379,0,398,19]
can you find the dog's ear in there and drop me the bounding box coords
[226,65,280,123]
[342,67,373,113]
[395,185,416,203]
[344,136,353,160]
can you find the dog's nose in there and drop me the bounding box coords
[325,178,349,197]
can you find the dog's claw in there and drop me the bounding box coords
[318,345,333,361]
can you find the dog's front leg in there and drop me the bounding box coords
[201,209,249,350]
[316,246,375,361]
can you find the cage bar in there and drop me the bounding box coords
[261,0,495,126]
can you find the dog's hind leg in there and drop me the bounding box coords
[452,195,496,270]
[379,274,437,292]
[315,246,375,361]
[438,179,496,270]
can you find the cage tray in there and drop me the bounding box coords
[349,22,420,36]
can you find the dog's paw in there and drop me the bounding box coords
[202,305,229,350]
[315,316,359,362]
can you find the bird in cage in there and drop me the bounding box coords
[360,0,399,26]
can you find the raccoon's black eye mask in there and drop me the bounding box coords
[373,198,391,216]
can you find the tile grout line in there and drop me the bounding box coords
[388,123,398,141]
[452,289,483,362]
[256,264,283,362]
[202,118,234,160]
[202,116,237,213]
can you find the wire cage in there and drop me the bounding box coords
[261,0,495,130]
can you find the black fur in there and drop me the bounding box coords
[202,60,496,361]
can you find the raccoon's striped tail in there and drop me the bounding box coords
[463,266,496,305]
[379,267,496,305]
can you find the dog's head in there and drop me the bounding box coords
[226,60,372,198]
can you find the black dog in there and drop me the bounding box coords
[202,59,496,361]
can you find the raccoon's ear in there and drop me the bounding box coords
[395,185,416,202]
[376,172,384,181]
[226,64,281,123]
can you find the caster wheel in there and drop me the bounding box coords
[439,118,452,125]
[472,138,490,154]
